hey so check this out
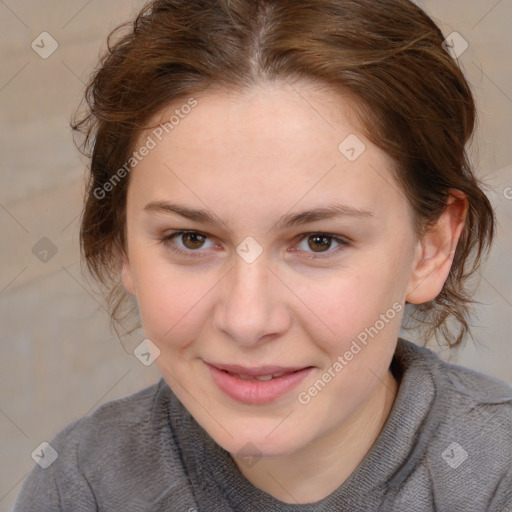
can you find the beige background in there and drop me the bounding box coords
[1,0,511,509]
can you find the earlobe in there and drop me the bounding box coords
[406,191,468,305]
[121,256,136,296]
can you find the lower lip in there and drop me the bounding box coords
[206,364,314,405]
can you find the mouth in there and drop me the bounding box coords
[218,368,305,381]
[205,362,314,404]
[207,362,310,378]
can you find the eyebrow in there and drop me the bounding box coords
[143,201,375,232]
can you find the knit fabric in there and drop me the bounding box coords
[12,338,512,511]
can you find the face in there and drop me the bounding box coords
[122,81,422,459]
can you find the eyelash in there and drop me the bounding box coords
[159,230,350,260]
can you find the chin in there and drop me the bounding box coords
[213,424,307,460]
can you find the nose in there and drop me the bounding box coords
[213,255,291,347]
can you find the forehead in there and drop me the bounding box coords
[142,81,366,160]
[129,81,409,228]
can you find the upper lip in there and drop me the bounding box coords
[206,362,311,377]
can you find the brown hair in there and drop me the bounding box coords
[72,0,495,348]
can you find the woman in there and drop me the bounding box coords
[13,0,511,510]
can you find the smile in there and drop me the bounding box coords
[205,362,314,404]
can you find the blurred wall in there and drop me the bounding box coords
[1,1,511,509]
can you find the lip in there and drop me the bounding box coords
[207,362,308,377]
[206,362,314,405]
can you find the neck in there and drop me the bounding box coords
[231,369,398,504]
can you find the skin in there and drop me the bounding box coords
[121,80,467,504]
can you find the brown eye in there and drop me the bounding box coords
[160,230,215,258]
[294,232,349,259]
[307,234,333,252]
[181,232,206,249]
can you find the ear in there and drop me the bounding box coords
[121,254,136,296]
[406,190,468,304]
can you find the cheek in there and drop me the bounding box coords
[319,264,400,317]
[132,257,214,346]
[304,259,406,351]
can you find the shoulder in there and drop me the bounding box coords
[43,378,172,471]
[48,377,166,454]
[397,338,512,510]
[397,337,512,406]
[434,346,512,462]
[395,337,512,450]
[72,377,185,475]
[76,376,166,435]
[436,354,512,508]
[401,337,512,437]
[433,346,512,453]
[14,378,191,512]
[420,340,512,420]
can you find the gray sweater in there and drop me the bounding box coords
[12,338,512,511]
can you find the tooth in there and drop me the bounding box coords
[255,374,273,381]
[228,372,290,381]
[236,373,253,380]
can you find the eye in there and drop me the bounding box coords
[294,233,349,259]
[160,230,216,257]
